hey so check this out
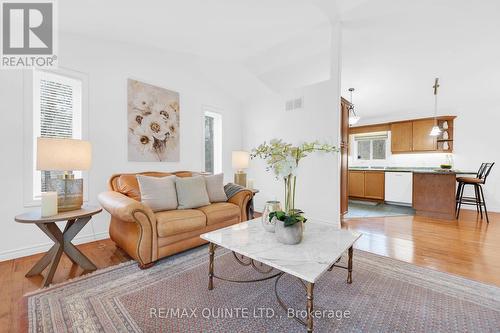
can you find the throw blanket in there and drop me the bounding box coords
[224,183,254,219]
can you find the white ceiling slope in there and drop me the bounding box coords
[59,0,339,98]
[60,0,332,61]
[340,0,500,123]
[243,22,332,92]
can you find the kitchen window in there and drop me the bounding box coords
[354,133,388,161]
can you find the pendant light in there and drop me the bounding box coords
[348,88,360,125]
[429,78,441,137]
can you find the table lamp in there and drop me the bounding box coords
[232,151,249,187]
[36,137,92,212]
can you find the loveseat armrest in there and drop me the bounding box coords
[98,191,156,224]
[98,191,158,265]
[227,189,253,221]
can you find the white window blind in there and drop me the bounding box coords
[32,70,83,199]
[353,132,389,161]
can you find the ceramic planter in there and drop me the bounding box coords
[274,218,303,245]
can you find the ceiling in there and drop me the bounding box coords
[58,1,500,108]
[59,0,337,96]
[59,0,331,62]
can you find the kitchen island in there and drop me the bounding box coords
[413,171,458,220]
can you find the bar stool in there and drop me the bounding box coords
[456,163,494,222]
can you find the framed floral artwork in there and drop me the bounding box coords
[127,79,180,161]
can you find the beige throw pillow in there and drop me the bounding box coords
[136,175,178,212]
[204,173,228,203]
[176,176,211,209]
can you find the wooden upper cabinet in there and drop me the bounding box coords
[391,121,413,153]
[352,116,456,154]
[348,171,365,198]
[412,119,437,151]
[364,171,385,200]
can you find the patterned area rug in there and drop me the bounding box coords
[24,246,500,332]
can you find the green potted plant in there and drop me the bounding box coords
[251,139,338,244]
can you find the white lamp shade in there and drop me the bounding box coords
[349,115,360,125]
[232,151,249,170]
[36,137,92,171]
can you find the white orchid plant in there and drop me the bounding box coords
[251,139,338,227]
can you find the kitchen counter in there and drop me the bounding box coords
[413,172,458,220]
[349,166,476,175]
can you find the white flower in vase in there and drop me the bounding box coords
[276,156,297,178]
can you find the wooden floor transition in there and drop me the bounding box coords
[0,209,499,332]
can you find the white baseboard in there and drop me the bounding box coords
[0,231,110,262]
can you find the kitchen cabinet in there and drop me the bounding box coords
[349,171,385,201]
[412,119,437,151]
[369,116,457,154]
[364,172,385,200]
[391,121,413,152]
[348,171,365,198]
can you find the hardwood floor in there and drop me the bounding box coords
[0,239,131,333]
[0,209,499,332]
[343,209,500,287]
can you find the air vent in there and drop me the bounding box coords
[285,97,304,111]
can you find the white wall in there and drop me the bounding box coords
[0,33,243,261]
[242,23,342,226]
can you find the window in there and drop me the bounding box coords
[28,69,85,202]
[354,133,388,161]
[203,109,222,174]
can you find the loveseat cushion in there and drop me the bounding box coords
[176,176,210,209]
[137,175,178,212]
[204,173,228,203]
[115,171,192,201]
[156,209,206,237]
[196,202,240,226]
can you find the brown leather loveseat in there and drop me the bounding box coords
[98,171,252,268]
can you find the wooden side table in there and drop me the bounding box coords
[15,206,102,287]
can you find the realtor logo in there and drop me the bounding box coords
[1,0,57,68]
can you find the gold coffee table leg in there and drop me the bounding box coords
[208,243,215,290]
[347,246,353,284]
[306,282,314,332]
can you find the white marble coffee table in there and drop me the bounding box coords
[201,218,361,332]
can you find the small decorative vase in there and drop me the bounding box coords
[274,218,304,245]
[261,201,281,233]
[442,121,449,130]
